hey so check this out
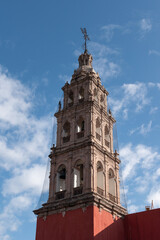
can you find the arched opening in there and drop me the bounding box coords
[68,90,74,106]
[96,117,101,141]
[94,88,98,101]
[97,161,104,196]
[78,87,84,101]
[77,117,84,138]
[73,160,84,195]
[104,125,110,147]
[109,168,116,202]
[73,160,83,195]
[62,121,70,143]
[55,165,66,200]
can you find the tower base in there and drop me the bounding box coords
[35,205,125,240]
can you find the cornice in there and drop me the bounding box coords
[54,100,116,124]
[49,140,120,164]
[33,192,127,217]
[61,72,109,96]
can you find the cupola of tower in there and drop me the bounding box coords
[78,52,93,68]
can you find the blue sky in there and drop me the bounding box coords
[0,0,160,239]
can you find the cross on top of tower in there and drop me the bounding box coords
[81,28,90,53]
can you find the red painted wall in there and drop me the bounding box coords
[35,206,114,240]
[94,208,160,240]
[35,206,93,240]
[35,206,160,240]
[93,206,114,236]
[124,208,160,240]
[93,206,125,240]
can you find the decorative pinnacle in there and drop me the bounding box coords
[80,28,90,53]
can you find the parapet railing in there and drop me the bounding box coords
[55,190,66,200]
[73,186,83,196]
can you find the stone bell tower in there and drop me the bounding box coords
[34,38,127,240]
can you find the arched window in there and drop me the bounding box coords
[56,165,66,192]
[94,88,98,102]
[96,117,101,141]
[79,87,84,101]
[73,160,83,195]
[68,90,74,106]
[109,168,116,202]
[77,117,84,138]
[62,121,70,143]
[104,125,110,147]
[97,161,104,196]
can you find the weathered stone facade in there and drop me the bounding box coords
[34,51,127,219]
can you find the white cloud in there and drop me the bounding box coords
[147,82,160,90]
[123,109,128,119]
[120,143,160,181]
[149,50,160,56]
[130,121,152,135]
[149,107,158,114]
[140,18,152,34]
[134,167,159,208]
[120,143,139,181]
[101,20,152,43]
[93,58,120,80]
[157,83,160,89]
[129,128,137,135]
[0,117,50,170]
[101,24,122,42]
[140,121,152,135]
[0,65,52,239]
[0,65,52,170]
[148,82,156,87]
[123,83,149,111]
[110,82,149,117]
[153,168,160,183]
[74,49,81,57]
[120,143,160,211]
[135,173,150,193]
[0,195,32,240]
[89,41,119,57]
[147,188,160,208]
[2,164,48,196]
[145,168,160,208]
[127,204,139,213]
[0,65,31,128]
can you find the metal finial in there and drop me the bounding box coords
[80,28,90,53]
